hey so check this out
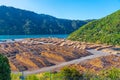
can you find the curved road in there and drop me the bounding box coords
[13,49,112,76]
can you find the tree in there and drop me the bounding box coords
[0,54,11,80]
[60,67,83,80]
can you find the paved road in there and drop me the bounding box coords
[12,49,112,75]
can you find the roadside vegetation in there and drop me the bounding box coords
[11,67,120,80]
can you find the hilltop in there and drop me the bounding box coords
[68,10,120,45]
[0,6,92,35]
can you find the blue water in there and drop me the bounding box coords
[0,34,68,40]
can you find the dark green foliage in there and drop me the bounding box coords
[68,10,120,45]
[60,67,83,80]
[0,6,91,35]
[0,54,11,80]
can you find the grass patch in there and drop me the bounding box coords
[11,67,120,80]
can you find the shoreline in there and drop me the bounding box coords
[0,38,120,55]
[0,39,23,43]
[0,37,119,47]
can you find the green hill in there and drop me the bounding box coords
[0,6,92,35]
[68,10,120,45]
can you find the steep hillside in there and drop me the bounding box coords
[68,10,120,45]
[0,6,91,35]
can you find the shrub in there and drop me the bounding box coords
[0,54,11,80]
[100,68,120,80]
[60,67,83,80]
[26,75,39,80]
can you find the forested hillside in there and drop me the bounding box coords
[0,6,91,35]
[68,10,120,45]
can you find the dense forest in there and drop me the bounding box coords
[68,10,120,45]
[0,6,92,35]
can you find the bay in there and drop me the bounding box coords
[0,34,68,41]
